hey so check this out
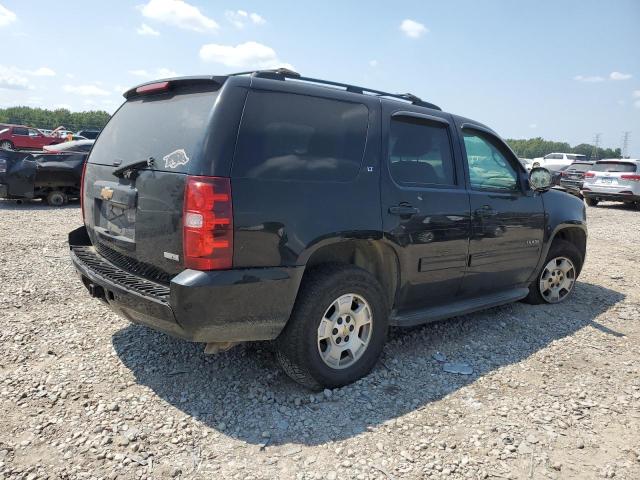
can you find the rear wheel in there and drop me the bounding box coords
[585,197,598,207]
[46,190,68,207]
[524,239,582,305]
[0,140,14,150]
[275,265,389,390]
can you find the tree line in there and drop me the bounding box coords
[0,106,625,160]
[505,137,622,160]
[0,106,111,132]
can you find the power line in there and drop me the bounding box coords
[591,133,601,161]
[622,131,631,158]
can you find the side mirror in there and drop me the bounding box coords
[529,167,552,192]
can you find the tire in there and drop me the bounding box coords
[275,264,389,390]
[585,197,598,207]
[524,239,583,305]
[46,190,68,207]
[0,140,14,151]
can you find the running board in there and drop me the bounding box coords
[389,288,529,327]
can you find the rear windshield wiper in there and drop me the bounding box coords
[112,157,155,179]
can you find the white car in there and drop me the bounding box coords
[581,159,640,208]
[533,153,588,171]
[519,158,534,171]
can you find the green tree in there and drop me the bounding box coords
[0,106,111,132]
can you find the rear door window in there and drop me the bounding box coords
[13,127,28,136]
[233,91,369,182]
[388,116,456,187]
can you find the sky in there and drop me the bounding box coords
[0,0,639,155]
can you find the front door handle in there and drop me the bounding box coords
[389,205,419,216]
[475,205,497,217]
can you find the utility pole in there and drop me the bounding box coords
[591,133,601,161]
[622,131,630,158]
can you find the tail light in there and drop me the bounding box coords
[80,160,87,222]
[183,176,233,270]
[584,172,595,178]
[621,174,640,182]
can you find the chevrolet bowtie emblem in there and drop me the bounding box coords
[100,187,114,201]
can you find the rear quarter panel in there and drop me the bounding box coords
[231,82,383,267]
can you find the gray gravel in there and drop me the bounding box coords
[1,199,639,479]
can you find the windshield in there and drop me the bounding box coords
[89,86,219,173]
[592,161,637,173]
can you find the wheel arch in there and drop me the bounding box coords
[301,239,399,310]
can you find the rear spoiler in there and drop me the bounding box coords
[123,76,228,100]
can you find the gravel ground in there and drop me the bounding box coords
[0,199,639,480]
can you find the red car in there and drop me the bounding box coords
[0,124,64,151]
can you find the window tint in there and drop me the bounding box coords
[388,117,455,186]
[89,86,219,172]
[567,154,586,161]
[234,92,368,182]
[28,129,40,137]
[567,163,592,172]
[592,161,637,173]
[463,131,519,191]
[13,127,28,135]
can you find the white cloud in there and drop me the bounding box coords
[63,84,110,96]
[609,71,632,81]
[139,0,218,32]
[632,90,640,98]
[249,13,266,25]
[65,73,75,79]
[573,75,604,83]
[128,67,178,78]
[225,10,265,28]
[0,65,31,90]
[369,60,378,67]
[400,19,428,39]
[0,4,16,27]
[30,67,56,77]
[529,123,537,129]
[199,41,293,70]
[137,23,160,36]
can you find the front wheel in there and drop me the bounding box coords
[585,197,598,207]
[0,140,14,150]
[524,239,582,305]
[275,265,389,390]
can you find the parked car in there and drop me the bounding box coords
[0,125,64,151]
[76,129,101,140]
[582,159,640,208]
[533,153,588,171]
[519,158,534,171]
[68,69,587,389]
[0,139,93,205]
[559,161,594,194]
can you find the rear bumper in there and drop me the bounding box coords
[582,190,640,202]
[69,226,304,343]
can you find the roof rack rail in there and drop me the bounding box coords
[230,68,441,111]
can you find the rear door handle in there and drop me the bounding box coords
[389,205,419,216]
[475,205,497,217]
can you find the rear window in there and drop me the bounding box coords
[233,91,368,182]
[567,154,586,161]
[592,161,637,173]
[89,87,219,172]
[568,163,592,172]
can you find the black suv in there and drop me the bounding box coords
[69,69,587,389]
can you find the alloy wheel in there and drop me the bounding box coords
[539,256,576,303]
[317,293,373,369]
